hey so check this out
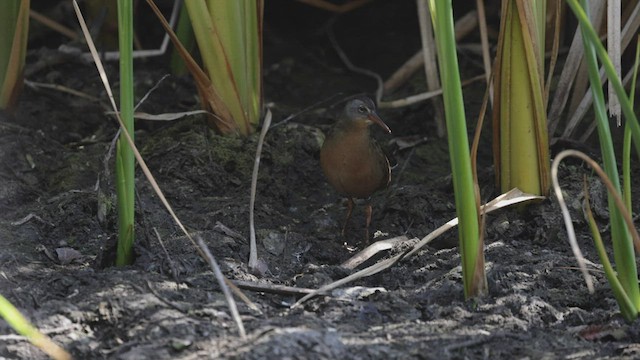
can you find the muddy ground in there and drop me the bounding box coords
[2,1,640,359]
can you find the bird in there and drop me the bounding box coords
[320,96,391,244]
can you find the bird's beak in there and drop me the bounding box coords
[368,112,391,134]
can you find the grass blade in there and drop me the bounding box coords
[568,0,640,309]
[0,294,71,360]
[552,149,640,320]
[429,0,484,298]
[115,0,136,266]
[583,179,637,320]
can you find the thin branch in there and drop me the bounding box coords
[249,110,273,271]
[378,74,485,109]
[327,19,383,104]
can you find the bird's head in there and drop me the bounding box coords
[343,97,391,134]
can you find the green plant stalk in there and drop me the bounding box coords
[623,37,640,211]
[496,0,549,196]
[211,0,261,132]
[185,0,262,135]
[584,190,637,320]
[0,294,71,360]
[115,0,135,266]
[0,0,29,109]
[429,0,484,298]
[570,0,640,309]
[501,3,538,193]
[623,123,632,210]
[209,1,247,116]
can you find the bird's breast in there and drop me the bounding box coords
[320,130,390,199]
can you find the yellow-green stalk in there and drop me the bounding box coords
[492,0,550,196]
[185,0,263,136]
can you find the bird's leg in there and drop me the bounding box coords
[364,202,373,245]
[341,198,354,237]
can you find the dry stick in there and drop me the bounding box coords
[543,0,562,108]
[379,88,443,109]
[547,4,592,135]
[416,0,445,137]
[548,1,640,134]
[153,227,179,282]
[109,76,210,121]
[29,9,79,40]
[400,192,541,262]
[621,1,640,50]
[341,235,410,269]
[562,5,639,139]
[270,93,343,128]
[378,74,485,109]
[564,67,634,140]
[383,51,426,94]
[469,69,496,298]
[135,74,170,111]
[233,280,329,297]
[195,234,245,336]
[24,80,102,103]
[551,150,640,293]
[249,110,273,271]
[143,280,188,313]
[293,256,400,308]
[562,68,606,139]
[10,213,52,227]
[71,0,248,339]
[327,20,384,104]
[566,1,607,118]
[475,0,492,104]
[470,71,493,189]
[469,71,494,292]
[383,10,478,93]
[26,74,170,112]
[27,75,181,122]
[294,189,543,307]
[568,1,640,128]
[79,0,181,62]
[578,69,635,142]
[128,110,212,121]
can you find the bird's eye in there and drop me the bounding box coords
[357,105,367,114]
